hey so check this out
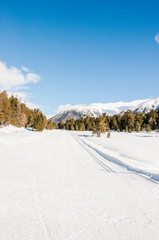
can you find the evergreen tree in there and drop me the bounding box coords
[79,123,85,131]
[21,103,33,127]
[33,112,47,131]
[134,121,141,132]
[58,120,64,129]
[110,116,118,130]
[46,120,54,130]
[146,124,151,132]
[94,116,109,137]
[10,96,27,127]
[135,111,143,128]
[122,110,135,132]
[1,91,11,125]
[70,124,74,131]
[0,94,3,124]
[65,120,70,130]
[75,123,79,131]
[146,110,158,130]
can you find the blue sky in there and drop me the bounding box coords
[0,0,159,115]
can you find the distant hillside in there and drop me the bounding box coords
[132,97,159,114]
[49,99,151,123]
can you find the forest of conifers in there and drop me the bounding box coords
[0,91,56,131]
[58,109,159,134]
[1,90,159,133]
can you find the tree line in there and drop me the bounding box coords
[1,90,159,134]
[0,91,56,131]
[57,109,159,135]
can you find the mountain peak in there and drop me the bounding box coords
[49,97,159,123]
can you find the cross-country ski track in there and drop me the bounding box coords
[0,128,159,240]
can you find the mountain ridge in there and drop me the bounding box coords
[50,97,159,123]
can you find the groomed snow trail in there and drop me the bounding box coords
[0,129,159,240]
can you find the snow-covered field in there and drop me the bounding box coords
[0,126,159,239]
[71,131,159,180]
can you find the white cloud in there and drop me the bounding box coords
[14,86,29,90]
[26,73,40,83]
[155,33,159,44]
[0,61,40,90]
[21,66,29,72]
[8,91,41,110]
[8,91,29,101]
[0,60,41,110]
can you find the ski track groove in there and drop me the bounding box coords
[72,134,159,184]
[1,129,159,240]
[72,135,116,174]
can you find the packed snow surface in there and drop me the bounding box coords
[0,126,159,239]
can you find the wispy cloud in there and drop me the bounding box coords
[14,86,29,90]
[155,33,159,44]
[0,61,40,90]
[21,66,29,72]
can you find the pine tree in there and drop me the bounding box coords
[122,110,135,132]
[135,121,141,132]
[110,116,118,130]
[65,121,70,130]
[75,123,79,131]
[135,111,143,128]
[125,125,128,132]
[146,124,151,132]
[79,123,85,131]
[146,110,158,130]
[85,122,91,131]
[0,94,3,124]
[128,128,132,133]
[94,116,109,137]
[1,91,11,125]
[70,124,74,131]
[21,103,33,127]
[58,120,64,129]
[33,112,46,131]
[46,120,54,130]
[10,96,27,127]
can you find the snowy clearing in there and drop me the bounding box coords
[0,126,159,240]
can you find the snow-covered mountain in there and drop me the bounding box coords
[49,97,159,123]
[132,97,159,114]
